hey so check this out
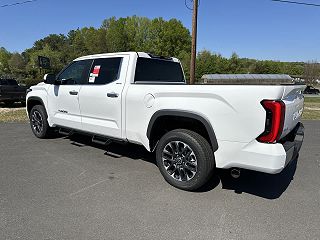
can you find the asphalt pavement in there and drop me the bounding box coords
[0,121,319,240]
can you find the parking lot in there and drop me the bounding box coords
[0,121,319,240]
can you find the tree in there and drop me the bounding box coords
[178,50,191,82]
[195,50,232,80]
[8,53,26,79]
[149,18,191,56]
[103,17,128,52]
[33,34,67,51]
[251,60,281,74]
[118,16,151,52]
[1,15,310,85]
[196,50,216,79]
[23,45,66,86]
[0,47,12,76]
[68,27,107,58]
[303,61,320,84]
[228,52,243,73]
[102,16,191,56]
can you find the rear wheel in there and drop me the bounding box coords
[156,129,215,191]
[29,105,51,138]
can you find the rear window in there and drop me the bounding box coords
[134,58,185,83]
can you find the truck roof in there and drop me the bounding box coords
[74,52,180,63]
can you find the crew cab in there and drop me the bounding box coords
[26,52,305,191]
[0,78,27,106]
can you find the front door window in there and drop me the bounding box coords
[57,60,92,85]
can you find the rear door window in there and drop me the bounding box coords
[88,58,122,85]
[134,58,185,83]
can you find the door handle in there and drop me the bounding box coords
[107,92,118,98]
[69,90,78,95]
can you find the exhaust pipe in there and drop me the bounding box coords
[230,168,241,179]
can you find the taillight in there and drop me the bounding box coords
[257,100,285,143]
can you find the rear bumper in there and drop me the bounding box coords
[281,122,304,169]
[215,123,304,174]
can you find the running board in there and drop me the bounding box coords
[59,128,73,136]
[92,136,112,146]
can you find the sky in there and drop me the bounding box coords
[0,0,319,62]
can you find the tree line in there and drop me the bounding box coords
[0,16,316,86]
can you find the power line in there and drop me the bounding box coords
[1,0,37,8]
[272,0,320,7]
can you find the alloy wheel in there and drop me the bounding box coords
[31,110,43,134]
[162,141,198,181]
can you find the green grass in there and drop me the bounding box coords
[303,97,320,120]
[304,97,320,103]
[0,109,28,123]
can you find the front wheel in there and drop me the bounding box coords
[29,105,51,138]
[156,129,215,191]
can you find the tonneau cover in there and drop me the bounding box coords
[201,74,294,85]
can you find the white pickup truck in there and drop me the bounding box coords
[26,52,305,191]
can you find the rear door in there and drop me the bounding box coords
[47,60,92,130]
[79,55,129,139]
[7,79,22,100]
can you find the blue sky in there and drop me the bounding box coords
[0,0,319,62]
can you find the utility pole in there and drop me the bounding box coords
[189,0,198,85]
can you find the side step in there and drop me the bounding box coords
[59,128,73,136]
[92,135,112,146]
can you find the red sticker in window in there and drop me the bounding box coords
[92,65,101,76]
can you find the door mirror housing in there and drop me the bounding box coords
[43,74,56,84]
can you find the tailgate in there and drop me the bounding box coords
[280,85,306,139]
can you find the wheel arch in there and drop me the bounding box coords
[27,96,46,115]
[147,110,218,152]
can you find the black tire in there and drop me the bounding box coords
[156,129,215,191]
[29,105,51,138]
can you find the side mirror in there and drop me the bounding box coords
[43,74,56,84]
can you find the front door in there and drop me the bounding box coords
[79,55,129,139]
[47,59,92,130]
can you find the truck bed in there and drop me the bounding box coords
[201,74,296,85]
